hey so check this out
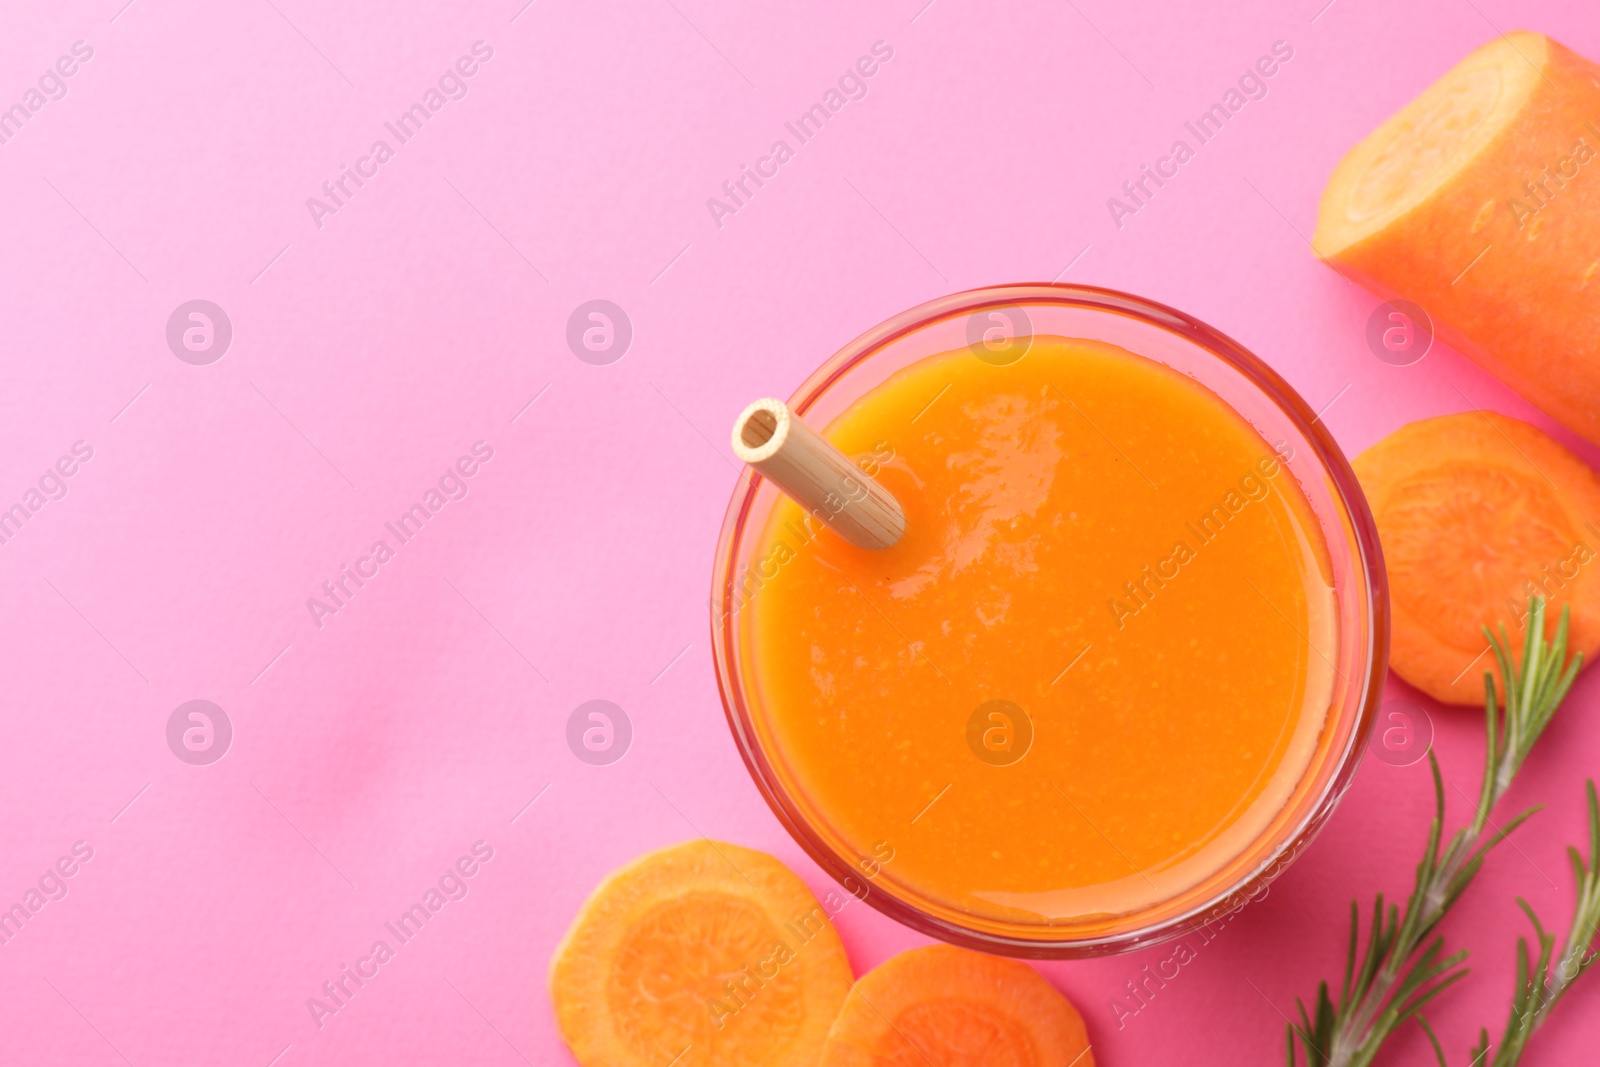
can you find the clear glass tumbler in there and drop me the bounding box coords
[710,284,1388,957]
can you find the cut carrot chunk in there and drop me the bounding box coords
[1353,412,1600,704]
[549,839,853,1067]
[819,945,1093,1067]
[1315,32,1600,447]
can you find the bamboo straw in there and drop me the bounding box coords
[731,398,905,550]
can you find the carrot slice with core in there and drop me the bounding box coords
[1353,412,1600,704]
[820,945,1093,1067]
[549,840,853,1067]
[1315,31,1600,448]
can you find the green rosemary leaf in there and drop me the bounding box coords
[1418,1015,1449,1067]
[1469,1027,1490,1066]
[1336,903,1354,1006]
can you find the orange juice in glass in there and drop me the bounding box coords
[712,285,1386,956]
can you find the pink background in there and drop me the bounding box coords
[3,0,1599,1063]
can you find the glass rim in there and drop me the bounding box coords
[709,282,1390,957]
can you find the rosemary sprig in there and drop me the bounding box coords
[1419,779,1600,1067]
[1287,598,1584,1067]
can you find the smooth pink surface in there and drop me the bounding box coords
[2,1,1598,1064]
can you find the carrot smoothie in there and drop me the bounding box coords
[738,336,1337,927]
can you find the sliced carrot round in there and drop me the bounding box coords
[550,839,853,1067]
[819,945,1093,1067]
[1354,411,1600,704]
